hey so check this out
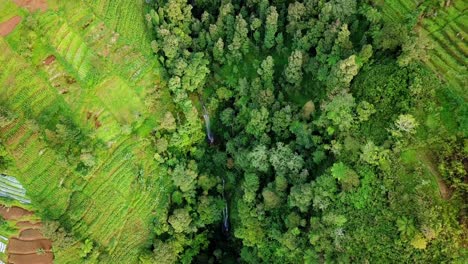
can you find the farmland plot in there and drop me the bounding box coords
[0,0,172,262]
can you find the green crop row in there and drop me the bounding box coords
[83,0,152,54]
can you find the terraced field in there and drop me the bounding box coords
[0,0,171,262]
[381,0,467,98]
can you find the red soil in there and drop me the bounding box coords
[43,55,55,65]
[0,206,33,220]
[8,223,53,264]
[19,229,44,241]
[8,252,53,264]
[0,16,22,37]
[0,205,54,264]
[13,0,47,12]
[16,221,42,229]
[7,238,52,254]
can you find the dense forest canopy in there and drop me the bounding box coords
[0,0,466,263]
[142,0,467,263]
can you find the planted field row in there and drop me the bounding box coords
[0,119,72,219]
[83,0,152,53]
[0,39,75,130]
[55,1,162,91]
[37,12,98,82]
[63,139,156,262]
[1,1,167,262]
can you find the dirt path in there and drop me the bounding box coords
[0,16,22,37]
[13,0,47,12]
[418,151,453,200]
[43,55,55,65]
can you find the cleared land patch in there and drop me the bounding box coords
[0,16,21,36]
[42,55,55,65]
[12,0,47,12]
[0,206,32,221]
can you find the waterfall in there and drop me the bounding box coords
[202,104,214,144]
[222,178,229,235]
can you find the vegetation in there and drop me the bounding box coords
[0,0,466,263]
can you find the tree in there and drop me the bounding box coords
[228,14,249,58]
[181,53,210,92]
[271,106,292,139]
[311,174,338,211]
[264,6,278,49]
[246,107,270,138]
[42,221,76,250]
[213,38,225,63]
[398,32,433,66]
[410,233,428,250]
[284,50,304,86]
[257,56,275,88]
[286,2,306,34]
[373,22,408,51]
[160,112,177,131]
[316,91,356,134]
[301,100,315,120]
[169,208,193,233]
[152,240,180,264]
[0,107,15,128]
[79,239,94,258]
[356,101,376,122]
[248,145,270,173]
[0,143,11,170]
[331,162,360,191]
[327,55,360,90]
[243,172,259,203]
[196,196,223,227]
[269,143,304,178]
[234,200,265,247]
[334,24,353,56]
[394,114,419,134]
[171,162,198,193]
[288,182,313,212]
[262,187,281,210]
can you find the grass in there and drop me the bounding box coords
[0,0,23,22]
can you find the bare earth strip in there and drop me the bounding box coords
[8,252,54,264]
[0,16,22,37]
[0,206,33,220]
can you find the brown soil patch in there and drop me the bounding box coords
[0,16,22,37]
[8,221,53,264]
[13,0,47,12]
[16,221,42,229]
[0,202,54,263]
[0,206,33,220]
[43,55,55,65]
[7,238,52,254]
[19,229,43,241]
[8,252,53,264]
